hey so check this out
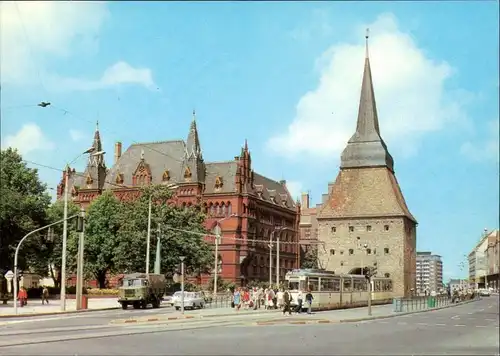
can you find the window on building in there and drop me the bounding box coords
[373,248,377,255]
[349,226,354,232]
[366,225,372,232]
[340,250,344,255]
[349,249,354,255]
[384,273,390,278]
[357,236,360,240]
[384,248,390,254]
[330,249,335,255]
[340,261,344,266]
[331,226,336,233]
[366,248,372,255]
[384,225,389,231]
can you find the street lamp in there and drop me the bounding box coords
[60,148,100,312]
[276,227,294,287]
[179,256,185,314]
[145,183,178,274]
[212,214,237,296]
[75,207,85,310]
[268,226,287,288]
[358,243,372,316]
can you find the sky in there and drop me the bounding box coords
[1,1,498,281]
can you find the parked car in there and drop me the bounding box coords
[478,288,491,297]
[174,291,205,310]
[169,291,184,306]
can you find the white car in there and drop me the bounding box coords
[174,292,205,310]
[478,289,491,297]
[169,291,184,306]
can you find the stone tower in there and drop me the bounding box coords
[316,31,417,297]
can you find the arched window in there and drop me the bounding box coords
[221,203,226,216]
[227,203,232,216]
[210,204,215,216]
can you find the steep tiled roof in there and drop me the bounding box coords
[318,167,417,223]
[204,161,238,194]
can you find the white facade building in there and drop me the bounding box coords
[416,252,443,294]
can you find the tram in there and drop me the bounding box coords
[285,269,393,311]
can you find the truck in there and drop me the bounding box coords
[118,273,166,310]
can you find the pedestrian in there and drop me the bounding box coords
[233,288,241,311]
[282,290,292,316]
[305,290,313,314]
[41,286,49,305]
[18,287,27,307]
[295,290,303,313]
[277,289,284,310]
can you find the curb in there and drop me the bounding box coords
[112,315,196,325]
[250,299,480,326]
[0,306,120,319]
[338,298,479,324]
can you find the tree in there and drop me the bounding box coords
[28,200,80,288]
[75,191,122,288]
[301,246,319,269]
[0,148,51,273]
[113,185,214,278]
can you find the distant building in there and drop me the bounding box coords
[485,230,499,290]
[298,192,320,267]
[416,252,443,294]
[448,278,468,292]
[468,230,491,289]
[315,34,417,297]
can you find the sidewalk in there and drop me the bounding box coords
[0,298,119,317]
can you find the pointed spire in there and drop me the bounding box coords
[244,139,248,151]
[92,120,102,152]
[340,28,394,172]
[186,110,202,159]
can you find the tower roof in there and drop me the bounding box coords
[340,29,394,172]
[186,110,202,159]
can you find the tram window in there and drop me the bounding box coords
[375,280,382,292]
[343,279,352,292]
[288,281,300,290]
[353,279,367,291]
[307,278,319,291]
[332,278,341,292]
[320,278,339,291]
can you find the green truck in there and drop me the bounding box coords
[118,273,166,310]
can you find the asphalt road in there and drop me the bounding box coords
[0,297,498,355]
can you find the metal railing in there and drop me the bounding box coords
[393,293,480,313]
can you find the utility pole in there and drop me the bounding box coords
[145,195,152,274]
[276,234,280,287]
[154,225,161,275]
[269,231,273,288]
[180,256,185,314]
[213,225,221,295]
[60,165,69,312]
[75,207,85,310]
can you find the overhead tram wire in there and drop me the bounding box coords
[13,2,51,100]
[48,105,187,166]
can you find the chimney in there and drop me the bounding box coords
[114,142,122,164]
[301,192,309,209]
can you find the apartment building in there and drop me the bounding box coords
[485,230,499,290]
[468,231,490,289]
[416,252,443,294]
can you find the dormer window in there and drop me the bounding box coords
[215,176,223,189]
[184,167,192,179]
[162,170,170,181]
[331,227,336,233]
[349,226,354,232]
[116,173,124,185]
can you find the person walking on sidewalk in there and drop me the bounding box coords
[41,286,49,305]
[282,290,292,316]
[295,290,303,313]
[305,290,313,314]
[18,287,27,307]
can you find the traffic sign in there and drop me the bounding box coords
[4,270,14,280]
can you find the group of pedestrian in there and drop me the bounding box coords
[232,286,314,315]
[16,286,50,307]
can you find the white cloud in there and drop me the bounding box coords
[460,120,499,162]
[269,13,471,160]
[52,61,157,91]
[2,123,55,155]
[285,181,303,201]
[289,9,333,42]
[69,129,86,142]
[0,1,109,86]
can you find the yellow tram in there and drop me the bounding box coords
[285,269,393,310]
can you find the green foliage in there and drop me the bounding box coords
[301,247,319,269]
[0,148,51,272]
[28,200,80,287]
[74,191,122,288]
[113,184,215,278]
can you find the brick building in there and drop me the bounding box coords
[314,34,417,297]
[485,230,499,291]
[57,113,300,286]
[298,192,319,267]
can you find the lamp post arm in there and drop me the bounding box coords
[14,214,78,315]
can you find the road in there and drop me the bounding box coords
[0,297,497,355]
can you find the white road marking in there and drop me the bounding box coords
[468,312,473,314]
[476,325,487,328]
[397,322,407,325]
[485,318,496,321]
[417,323,428,326]
[454,324,466,327]
[451,315,460,319]
[435,323,447,326]
[479,309,484,311]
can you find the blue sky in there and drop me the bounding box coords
[1,1,498,281]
